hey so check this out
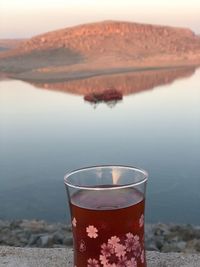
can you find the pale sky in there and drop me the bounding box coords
[0,0,200,38]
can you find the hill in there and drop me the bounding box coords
[0,21,200,81]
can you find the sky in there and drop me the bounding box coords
[0,0,200,38]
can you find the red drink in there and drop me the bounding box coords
[70,187,146,267]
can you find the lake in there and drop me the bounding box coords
[0,66,200,224]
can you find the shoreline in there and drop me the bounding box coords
[1,219,200,253]
[1,63,200,83]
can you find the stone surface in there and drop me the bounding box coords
[1,246,200,267]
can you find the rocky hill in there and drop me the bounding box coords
[2,21,200,56]
[0,21,200,80]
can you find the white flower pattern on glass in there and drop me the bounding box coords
[125,233,140,252]
[116,256,128,267]
[101,243,114,257]
[127,257,137,267]
[87,258,100,267]
[114,243,126,258]
[72,217,77,227]
[99,255,108,266]
[80,217,144,266]
[141,250,144,263]
[139,214,144,228]
[86,225,98,238]
[94,232,143,267]
[108,236,120,248]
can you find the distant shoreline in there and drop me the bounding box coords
[2,63,199,83]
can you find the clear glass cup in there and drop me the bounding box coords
[64,165,148,267]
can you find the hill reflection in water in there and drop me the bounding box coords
[31,67,196,103]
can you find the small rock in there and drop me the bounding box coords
[63,236,73,246]
[176,241,187,251]
[53,231,64,244]
[37,235,53,247]
[28,234,40,246]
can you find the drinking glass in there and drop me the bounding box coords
[64,165,148,267]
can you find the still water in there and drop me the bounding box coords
[0,67,200,224]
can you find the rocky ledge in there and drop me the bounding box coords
[1,220,200,253]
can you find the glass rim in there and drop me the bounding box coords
[64,165,148,190]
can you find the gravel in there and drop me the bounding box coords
[1,247,200,267]
[1,220,200,253]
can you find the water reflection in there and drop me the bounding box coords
[83,88,123,108]
[0,66,199,224]
[31,66,196,99]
